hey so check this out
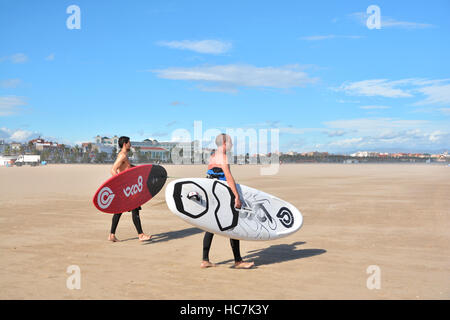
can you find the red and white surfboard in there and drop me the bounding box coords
[93,164,167,214]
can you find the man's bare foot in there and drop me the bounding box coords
[108,234,120,242]
[234,261,255,269]
[138,234,152,241]
[200,261,217,268]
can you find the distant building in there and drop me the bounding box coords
[81,143,92,153]
[80,142,114,155]
[95,135,119,151]
[10,142,22,151]
[93,144,115,155]
[392,153,408,158]
[29,138,60,151]
[351,151,379,157]
[133,146,169,161]
[302,151,329,157]
[94,136,198,162]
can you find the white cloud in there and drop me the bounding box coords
[328,137,363,147]
[0,53,28,64]
[350,12,434,29]
[381,17,434,29]
[0,127,40,142]
[0,79,21,89]
[0,96,28,116]
[45,53,55,61]
[335,78,450,110]
[10,130,34,141]
[324,117,429,132]
[414,83,450,106]
[157,40,232,54]
[438,108,450,115]
[170,101,186,106]
[335,79,413,98]
[279,127,308,135]
[320,117,449,152]
[337,99,360,104]
[300,35,364,41]
[324,130,347,137]
[320,130,450,153]
[11,53,28,63]
[152,64,318,92]
[359,105,391,110]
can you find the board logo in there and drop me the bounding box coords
[98,187,115,209]
[123,176,144,197]
[276,207,294,228]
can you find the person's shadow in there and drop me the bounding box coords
[141,227,204,244]
[218,241,326,267]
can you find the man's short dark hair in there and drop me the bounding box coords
[118,136,130,149]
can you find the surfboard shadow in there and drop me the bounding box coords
[143,227,204,244]
[218,241,326,267]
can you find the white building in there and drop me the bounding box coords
[29,138,59,151]
[95,135,119,150]
[95,135,200,162]
[351,151,379,157]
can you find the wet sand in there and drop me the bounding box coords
[0,163,449,299]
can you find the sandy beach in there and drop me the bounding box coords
[0,163,449,300]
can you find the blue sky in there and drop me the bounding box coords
[1,0,449,154]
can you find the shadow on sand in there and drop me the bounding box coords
[142,227,204,244]
[217,241,326,267]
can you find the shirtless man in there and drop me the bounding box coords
[108,136,152,242]
[201,133,254,269]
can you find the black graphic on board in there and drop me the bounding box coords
[147,165,168,197]
[276,207,294,228]
[173,181,209,219]
[212,181,239,231]
[254,202,277,230]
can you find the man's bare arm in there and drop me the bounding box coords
[111,153,125,176]
[222,164,240,200]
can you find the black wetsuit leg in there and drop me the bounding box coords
[110,213,122,234]
[203,232,242,263]
[230,239,242,262]
[202,232,214,261]
[110,208,143,235]
[131,208,144,234]
[203,173,243,263]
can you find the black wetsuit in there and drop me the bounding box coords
[110,207,143,234]
[203,167,242,263]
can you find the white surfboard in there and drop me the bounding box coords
[165,178,303,241]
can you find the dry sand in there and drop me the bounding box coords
[0,163,449,299]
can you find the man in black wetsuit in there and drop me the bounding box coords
[201,134,254,269]
[108,136,151,242]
